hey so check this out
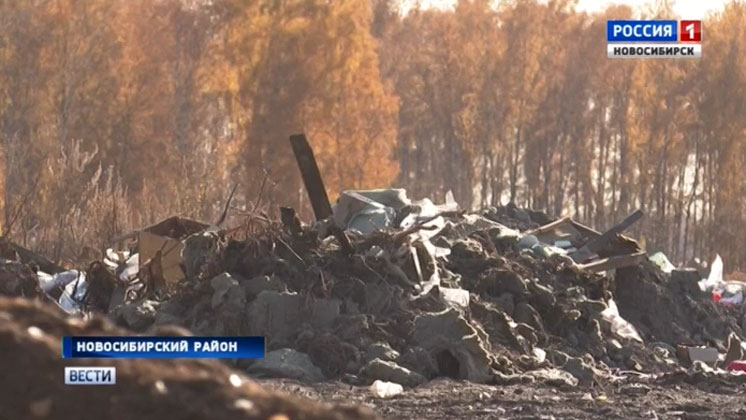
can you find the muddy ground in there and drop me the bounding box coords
[264,378,746,420]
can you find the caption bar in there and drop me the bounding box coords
[62,336,265,358]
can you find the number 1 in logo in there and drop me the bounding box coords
[680,20,701,42]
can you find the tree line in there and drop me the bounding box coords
[1,0,745,269]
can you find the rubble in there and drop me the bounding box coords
[359,358,426,387]
[248,348,326,383]
[115,299,160,330]
[0,259,39,297]
[1,175,745,393]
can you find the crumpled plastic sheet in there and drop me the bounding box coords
[57,270,88,314]
[37,270,77,293]
[699,254,723,292]
[649,252,675,274]
[119,253,139,283]
[601,298,643,343]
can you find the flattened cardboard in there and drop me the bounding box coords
[138,216,208,285]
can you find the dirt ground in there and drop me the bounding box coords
[263,378,746,420]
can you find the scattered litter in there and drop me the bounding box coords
[685,347,719,365]
[119,253,139,283]
[1,166,744,391]
[139,216,209,284]
[700,254,724,292]
[57,271,87,314]
[726,360,746,374]
[369,380,403,398]
[37,270,77,295]
[649,252,675,274]
[600,298,643,343]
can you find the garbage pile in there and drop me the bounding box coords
[2,184,746,391]
[2,135,745,391]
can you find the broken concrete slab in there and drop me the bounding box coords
[247,348,325,383]
[181,231,223,282]
[210,272,245,310]
[309,298,341,330]
[117,299,160,330]
[359,358,426,387]
[248,291,303,346]
[526,368,579,388]
[239,275,286,297]
[397,347,439,379]
[411,308,494,382]
[562,355,600,386]
[438,287,470,311]
[365,342,401,363]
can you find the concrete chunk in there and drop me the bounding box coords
[359,358,426,387]
[412,308,494,382]
[247,348,325,382]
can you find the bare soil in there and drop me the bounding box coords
[264,377,746,420]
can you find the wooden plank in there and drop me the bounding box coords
[570,209,644,263]
[577,251,647,272]
[568,220,602,239]
[289,134,333,221]
[289,134,352,254]
[525,216,572,236]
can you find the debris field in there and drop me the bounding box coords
[2,135,746,419]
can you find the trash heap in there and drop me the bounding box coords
[2,185,735,391]
[2,184,746,390]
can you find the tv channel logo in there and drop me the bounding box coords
[607,20,702,43]
[607,20,702,59]
[64,367,116,385]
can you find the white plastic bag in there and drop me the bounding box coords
[601,298,643,343]
[38,270,80,294]
[58,271,88,314]
[119,253,139,283]
[649,252,675,274]
[699,254,723,292]
[370,380,403,399]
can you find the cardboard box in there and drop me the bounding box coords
[138,216,209,285]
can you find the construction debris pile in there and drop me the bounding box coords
[3,187,745,391]
[2,135,746,394]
